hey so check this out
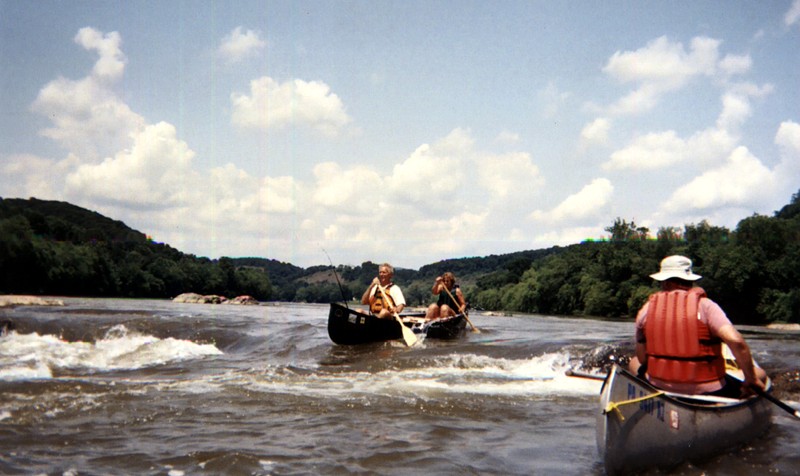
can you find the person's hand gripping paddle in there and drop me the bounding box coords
[376,282,417,346]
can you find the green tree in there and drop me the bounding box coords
[0,216,45,293]
[605,218,649,242]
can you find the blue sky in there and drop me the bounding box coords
[2,1,799,269]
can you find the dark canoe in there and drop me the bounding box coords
[327,302,467,345]
[597,364,772,475]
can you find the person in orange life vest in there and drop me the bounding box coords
[425,272,466,321]
[628,255,767,398]
[360,263,406,319]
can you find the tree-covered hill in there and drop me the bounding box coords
[459,192,800,325]
[2,197,147,243]
[1,192,798,325]
[0,197,272,299]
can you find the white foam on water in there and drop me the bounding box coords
[237,351,601,401]
[384,352,603,398]
[0,326,222,381]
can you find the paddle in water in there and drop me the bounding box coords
[756,388,800,420]
[719,343,798,418]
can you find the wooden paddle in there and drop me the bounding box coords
[440,282,480,333]
[376,282,417,346]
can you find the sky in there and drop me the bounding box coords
[1,1,799,270]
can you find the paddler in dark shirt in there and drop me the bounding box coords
[425,272,466,321]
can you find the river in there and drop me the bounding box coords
[1,298,798,475]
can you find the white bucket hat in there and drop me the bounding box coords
[650,255,702,281]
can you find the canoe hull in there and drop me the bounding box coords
[327,302,466,345]
[597,365,772,475]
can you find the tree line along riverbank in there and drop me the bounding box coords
[1,191,799,325]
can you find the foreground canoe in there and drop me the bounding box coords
[327,302,467,345]
[597,364,772,475]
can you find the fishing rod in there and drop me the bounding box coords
[322,248,350,308]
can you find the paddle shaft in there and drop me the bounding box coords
[565,369,606,381]
[439,281,480,333]
[376,282,417,346]
[757,388,800,420]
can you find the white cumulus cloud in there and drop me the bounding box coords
[477,151,544,200]
[601,36,753,116]
[218,27,265,63]
[31,77,143,160]
[718,53,752,77]
[775,120,800,180]
[661,146,774,213]
[64,122,197,209]
[786,0,800,27]
[74,27,126,81]
[312,162,383,213]
[258,176,298,214]
[530,178,613,224]
[605,130,685,170]
[231,77,352,136]
[580,118,611,147]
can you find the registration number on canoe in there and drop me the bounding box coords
[627,383,666,423]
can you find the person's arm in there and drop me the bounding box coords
[390,286,406,314]
[635,342,647,368]
[455,287,466,312]
[716,324,766,394]
[431,277,443,294]
[704,299,767,395]
[631,303,649,375]
[361,278,379,305]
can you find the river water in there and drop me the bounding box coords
[1,298,798,475]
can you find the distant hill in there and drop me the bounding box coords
[0,197,147,243]
[0,197,271,299]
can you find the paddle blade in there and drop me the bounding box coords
[396,316,417,346]
[464,313,480,333]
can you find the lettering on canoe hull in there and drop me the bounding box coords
[627,383,667,423]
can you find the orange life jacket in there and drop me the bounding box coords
[370,284,396,314]
[644,287,726,385]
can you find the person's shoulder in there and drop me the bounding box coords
[699,296,722,308]
[700,297,730,322]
